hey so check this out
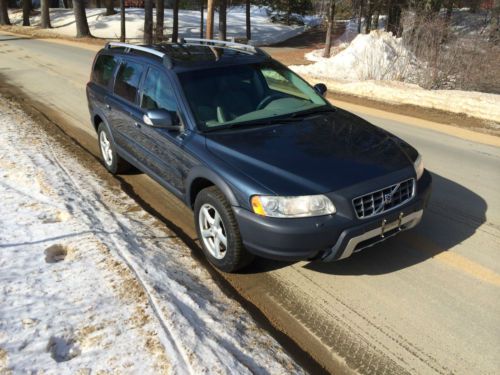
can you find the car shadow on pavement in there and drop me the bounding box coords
[303,172,487,275]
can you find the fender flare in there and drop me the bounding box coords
[92,109,116,144]
[185,166,240,208]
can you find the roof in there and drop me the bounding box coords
[104,41,270,72]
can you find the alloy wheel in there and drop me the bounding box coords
[199,203,228,259]
[99,130,113,166]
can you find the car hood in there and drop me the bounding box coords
[205,109,415,196]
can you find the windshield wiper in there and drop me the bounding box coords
[203,107,336,132]
[288,106,336,119]
[204,116,303,132]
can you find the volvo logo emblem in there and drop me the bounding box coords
[384,193,393,205]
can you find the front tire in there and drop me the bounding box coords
[194,187,254,272]
[97,123,130,174]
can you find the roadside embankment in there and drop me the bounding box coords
[303,76,500,136]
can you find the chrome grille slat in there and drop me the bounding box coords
[353,178,415,219]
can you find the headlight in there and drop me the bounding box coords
[414,155,424,180]
[251,194,336,218]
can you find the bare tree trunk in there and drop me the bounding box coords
[470,0,481,13]
[73,0,91,38]
[105,0,116,16]
[41,0,51,28]
[22,0,31,26]
[156,0,164,41]
[172,0,179,42]
[144,0,153,44]
[120,0,125,42]
[245,0,251,40]
[0,0,10,25]
[199,0,203,38]
[386,0,403,37]
[445,0,453,22]
[357,0,364,34]
[62,0,69,8]
[373,10,379,29]
[96,0,102,8]
[218,0,226,40]
[364,0,373,33]
[206,0,214,39]
[322,0,336,57]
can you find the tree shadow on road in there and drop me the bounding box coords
[303,172,487,275]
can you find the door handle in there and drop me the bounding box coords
[134,122,141,128]
[105,104,111,110]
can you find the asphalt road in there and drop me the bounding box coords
[1,32,499,374]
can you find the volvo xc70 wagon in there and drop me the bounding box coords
[86,39,432,272]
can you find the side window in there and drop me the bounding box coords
[141,68,177,112]
[114,61,144,103]
[93,55,117,87]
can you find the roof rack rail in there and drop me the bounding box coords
[105,42,173,69]
[182,38,257,54]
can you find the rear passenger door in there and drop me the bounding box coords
[87,54,117,123]
[137,67,189,194]
[107,58,145,163]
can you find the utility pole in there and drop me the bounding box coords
[206,0,214,39]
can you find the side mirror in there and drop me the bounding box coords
[143,109,181,131]
[314,83,327,97]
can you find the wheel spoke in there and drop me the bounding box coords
[202,207,214,225]
[214,236,221,254]
[217,231,227,247]
[213,211,221,228]
[201,228,211,238]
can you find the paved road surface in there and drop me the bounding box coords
[1,33,499,374]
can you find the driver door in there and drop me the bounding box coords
[136,67,189,194]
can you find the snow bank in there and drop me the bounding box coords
[0,96,304,374]
[304,77,500,123]
[7,6,319,46]
[291,30,418,81]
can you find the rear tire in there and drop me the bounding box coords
[97,123,130,174]
[194,186,254,272]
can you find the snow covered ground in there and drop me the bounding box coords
[7,6,319,46]
[0,96,304,374]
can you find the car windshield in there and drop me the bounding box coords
[178,62,329,130]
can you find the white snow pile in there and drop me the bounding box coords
[291,30,419,82]
[0,96,304,374]
[7,6,319,46]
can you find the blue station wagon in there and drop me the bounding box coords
[86,39,432,272]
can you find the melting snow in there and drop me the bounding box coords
[0,96,303,374]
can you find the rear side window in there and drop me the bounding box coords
[114,61,144,103]
[93,54,117,87]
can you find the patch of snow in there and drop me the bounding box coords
[0,96,304,374]
[291,30,419,82]
[8,6,320,46]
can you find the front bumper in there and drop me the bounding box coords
[234,170,432,262]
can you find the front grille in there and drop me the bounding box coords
[353,178,415,219]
